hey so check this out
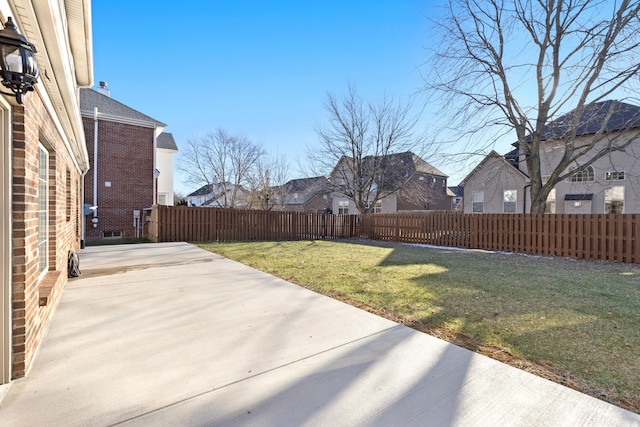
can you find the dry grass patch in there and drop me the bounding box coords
[197,238,640,413]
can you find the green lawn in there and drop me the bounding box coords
[197,238,640,412]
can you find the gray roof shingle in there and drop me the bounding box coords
[536,100,640,141]
[285,176,328,192]
[332,151,448,191]
[157,132,178,151]
[187,184,214,197]
[367,151,447,190]
[80,88,166,126]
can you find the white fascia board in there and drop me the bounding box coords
[157,147,179,154]
[3,1,90,172]
[80,109,167,131]
[64,0,93,87]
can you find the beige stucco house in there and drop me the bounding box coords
[461,100,640,214]
[459,151,530,214]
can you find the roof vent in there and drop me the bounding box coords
[96,81,110,97]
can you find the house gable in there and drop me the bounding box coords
[80,89,166,129]
[329,151,450,213]
[267,176,330,212]
[460,151,529,214]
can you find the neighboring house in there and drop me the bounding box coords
[330,151,452,214]
[449,186,464,211]
[459,151,530,214]
[272,176,331,212]
[80,83,177,241]
[186,183,214,207]
[156,132,178,206]
[186,182,246,208]
[2,1,93,384]
[461,100,640,214]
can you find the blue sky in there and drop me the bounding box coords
[91,1,477,194]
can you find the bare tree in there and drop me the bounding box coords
[180,129,263,208]
[307,84,431,213]
[428,0,640,213]
[244,153,291,210]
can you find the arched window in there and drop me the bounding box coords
[567,165,594,182]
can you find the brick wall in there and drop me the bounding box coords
[82,118,155,240]
[11,93,82,378]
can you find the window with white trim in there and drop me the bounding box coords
[605,171,625,181]
[37,144,49,277]
[503,189,517,213]
[605,186,624,214]
[472,191,484,213]
[566,165,594,182]
[338,200,349,215]
[373,200,382,214]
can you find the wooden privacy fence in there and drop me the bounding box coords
[149,206,640,263]
[358,212,640,263]
[149,205,357,242]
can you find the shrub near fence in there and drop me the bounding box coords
[358,212,640,263]
[150,205,357,243]
[150,206,640,264]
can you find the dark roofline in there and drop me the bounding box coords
[512,100,640,146]
[158,132,178,151]
[333,151,448,180]
[187,184,214,197]
[565,194,593,201]
[459,151,529,187]
[80,88,166,127]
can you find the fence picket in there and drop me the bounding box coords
[149,207,638,264]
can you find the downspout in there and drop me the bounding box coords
[93,107,98,223]
[153,130,158,206]
[80,170,88,249]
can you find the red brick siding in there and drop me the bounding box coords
[11,93,82,378]
[82,119,155,240]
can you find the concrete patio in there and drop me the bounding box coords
[0,242,638,426]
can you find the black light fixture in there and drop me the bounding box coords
[0,17,39,104]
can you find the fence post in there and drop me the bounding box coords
[148,209,637,264]
[149,205,159,242]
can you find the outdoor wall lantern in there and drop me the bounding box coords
[0,17,39,104]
